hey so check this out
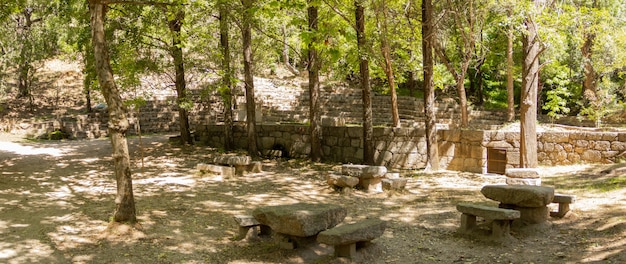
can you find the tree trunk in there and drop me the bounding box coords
[282,22,299,76]
[375,0,399,128]
[422,0,439,171]
[219,2,234,151]
[88,0,136,223]
[520,15,540,168]
[581,32,597,103]
[456,74,469,127]
[308,2,322,162]
[169,10,192,145]
[242,0,259,157]
[407,71,416,97]
[506,10,515,122]
[355,1,374,165]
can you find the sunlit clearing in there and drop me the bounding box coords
[0,240,55,264]
[0,142,65,157]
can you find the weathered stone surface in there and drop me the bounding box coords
[233,215,260,227]
[252,203,347,237]
[382,178,407,191]
[213,155,251,166]
[481,185,554,207]
[317,219,386,246]
[197,163,235,177]
[505,177,541,186]
[505,168,540,179]
[552,194,576,204]
[341,164,387,178]
[456,203,520,220]
[327,174,359,188]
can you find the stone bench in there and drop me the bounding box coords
[327,174,359,192]
[317,219,386,258]
[198,155,261,177]
[341,164,387,192]
[233,215,271,240]
[550,194,576,218]
[456,203,520,238]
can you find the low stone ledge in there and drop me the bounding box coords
[456,203,520,238]
[327,174,359,189]
[550,194,576,218]
[197,163,235,178]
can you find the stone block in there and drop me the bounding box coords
[197,163,235,178]
[327,174,359,188]
[341,164,387,178]
[359,178,383,193]
[382,178,407,191]
[505,168,539,179]
[506,177,541,186]
[317,218,386,246]
[252,203,347,237]
[481,185,554,207]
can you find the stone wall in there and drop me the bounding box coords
[197,125,626,171]
[195,124,428,169]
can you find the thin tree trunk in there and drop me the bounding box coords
[219,1,234,151]
[242,0,259,157]
[375,0,399,127]
[88,0,136,223]
[520,15,540,168]
[282,22,299,76]
[422,0,439,171]
[506,9,515,122]
[581,32,597,103]
[355,1,374,165]
[308,2,322,162]
[169,10,192,145]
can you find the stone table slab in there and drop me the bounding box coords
[252,203,347,237]
[481,185,555,207]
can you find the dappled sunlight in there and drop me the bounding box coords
[0,141,67,157]
[0,240,57,264]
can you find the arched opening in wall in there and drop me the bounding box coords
[487,147,507,175]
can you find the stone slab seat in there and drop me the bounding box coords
[317,219,386,258]
[341,164,387,192]
[550,194,576,218]
[197,163,235,178]
[456,203,520,238]
[233,215,271,240]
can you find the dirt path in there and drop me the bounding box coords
[0,134,625,264]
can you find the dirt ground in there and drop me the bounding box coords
[0,133,624,264]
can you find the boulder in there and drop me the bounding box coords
[252,203,347,237]
[382,178,407,191]
[481,185,554,207]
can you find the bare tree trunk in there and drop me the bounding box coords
[219,1,234,151]
[506,9,515,122]
[242,0,259,157]
[520,15,540,168]
[308,2,322,162]
[422,0,439,171]
[169,10,192,145]
[581,32,597,103]
[282,22,299,76]
[375,0,399,127]
[355,1,374,165]
[88,0,136,223]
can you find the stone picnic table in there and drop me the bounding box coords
[252,203,347,248]
[481,185,555,224]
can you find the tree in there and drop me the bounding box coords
[520,2,540,168]
[506,6,515,122]
[242,0,259,157]
[308,0,322,161]
[219,0,235,151]
[88,0,136,223]
[355,0,374,165]
[422,0,439,170]
[168,8,193,145]
[373,0,399,127]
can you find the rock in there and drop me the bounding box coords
[327,174,359,188]
[505,177,541,186]
[341,164,387,179]
[252,203,347,237]
[382,178,407,191]
[481,185,554,207]
[505,168,540,179]
[317,219,386,246]
[197,163,235,178]
[213,155,251,166]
